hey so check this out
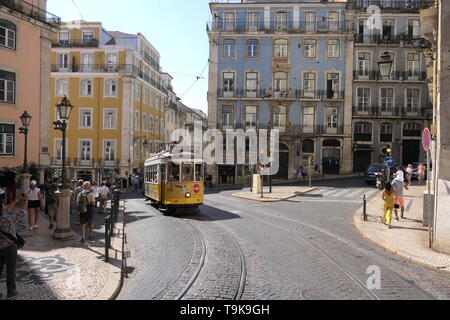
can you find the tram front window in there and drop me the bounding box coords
[182,164,194,181]
[169,163,180,181]
[195,163,204,182]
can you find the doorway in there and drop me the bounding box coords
[402,140,421,166]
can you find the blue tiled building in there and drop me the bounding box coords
[207,0,355,184]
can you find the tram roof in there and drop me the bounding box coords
[145,151,204,165]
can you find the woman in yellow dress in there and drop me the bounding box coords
[381,182,395,229]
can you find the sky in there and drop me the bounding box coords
[47,0,212,113]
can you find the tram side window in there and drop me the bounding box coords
[169,163,180,181]
[182,164,194,181]
[195,163,204,182]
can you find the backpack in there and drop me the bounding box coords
[78,191,90,213]
[46,184,59,205]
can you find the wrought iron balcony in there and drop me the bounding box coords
[353,106,432,118]
[0,0,61,27]
[355,34,420,45]
[52,39,99,48]
[349,0,436,12]
[141,51,161,71]
[51,64,132,73]
[353,70,425,81]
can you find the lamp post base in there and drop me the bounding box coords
[20,173,31,194]
[54,189,74,240]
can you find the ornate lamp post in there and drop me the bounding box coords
[53,96,74,240]
[377,51,394,79]
[19,111,32,172]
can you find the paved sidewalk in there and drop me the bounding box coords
[232,186,316,202]
[354,185,450,274]
[0,207,124,300]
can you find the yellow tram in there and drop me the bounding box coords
[144,151,204,215]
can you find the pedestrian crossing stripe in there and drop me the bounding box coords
[305,188,380,199]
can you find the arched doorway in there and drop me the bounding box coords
[273,143,289,180]
[322,140,341,175]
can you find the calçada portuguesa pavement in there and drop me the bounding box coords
[0,206,124,300]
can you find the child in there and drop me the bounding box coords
[381,182,395,229]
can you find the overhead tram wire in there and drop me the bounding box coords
[181,60,210,99]
[71,0,86,21]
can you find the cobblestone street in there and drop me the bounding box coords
[117,178,450,300]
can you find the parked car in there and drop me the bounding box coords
[365,164,388,185]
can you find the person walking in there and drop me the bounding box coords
[91,182,100,208]
[392,173,409,221]
[73,180,84,225]
[4,166,17,204]
[0,198,27,300]
[406,164,414,186]
[76,182,96,243]
[98,182,110,214]
[25,181,42,231]
[417,163,426,186]
[45,178,60,230]
[133,176,140,192]
[381,182,396,229]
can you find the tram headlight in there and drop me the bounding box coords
[185,192,192,198]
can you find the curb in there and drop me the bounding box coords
[353,208,450,276]
[231,188,316,203]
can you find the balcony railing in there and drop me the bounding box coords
[0,0,61,27]
[353,70,427,81]
[99,159,119,168]
[220,124,345,135]
[208,19,354,34]
[141,51,161,71]
[52,39,99,48]
[355,34,420,45]
[217,89,344,101]
[350,0,436,11]
[353,106,432,118]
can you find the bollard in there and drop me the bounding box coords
[363,195,367,221]
[105,215,110,262]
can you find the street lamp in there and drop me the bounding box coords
[53,96,74,240]
[378,51,394,79]
[19,111,32,173]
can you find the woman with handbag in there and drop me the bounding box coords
[0,197,27,300]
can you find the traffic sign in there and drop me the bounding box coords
[384,157,395,168]
[422,128,432,152]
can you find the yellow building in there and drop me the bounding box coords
[50,21,169,182]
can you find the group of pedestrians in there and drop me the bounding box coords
[73,180,111,243]
[381,167,410,229]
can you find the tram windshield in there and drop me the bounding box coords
[195,163,204,182]
[182,164,194,181]
[169,163,180,181]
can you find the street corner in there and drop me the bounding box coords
[231,187,317,203]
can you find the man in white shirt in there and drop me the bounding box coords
[98,182,110,214]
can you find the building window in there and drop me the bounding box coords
[155,117,159,135]
[104,140,116,162]
[302,107,315,131]
[224,12,235,31]
[327,39,340,58]
[135,83,140,101]
[222,105,234,130]
[407,88,420,113]
[223,72,235,97]
[80,109,92,129]
[382,19,395,41]
[327,108,338,129]
[408,19,421,39]
[380,124,393,142]
[380,88,394,112]
[56,79,68,96]
[105,79,117,97]
[246,72,258,98]
[79,140,92,161]
[81,53,94,72]
[273,105,287,129]
[276,12,288,30]
[58,53,69,72]
[407,53,420,78]
[0,70,15,103]
[0,124,14,155]
[357,88,370,111]
[134,111,140,131]
[354,123,372,141]
[247,39,259,58]
[304,39,317,58]
[274,39,288,58]
[58,30,69,46]
[328,12,339,31]
[274,72,288,98]
[357,52,371,77]
[305,12,316,31]
[104,109,117,129]
[223,39,235,58]
[143,114,147,131]
[80,79,93,96]
[303,73,316,98]
[149,115,153,133]
[0,19,16,50]
[106,53,117,66]
[403,123,422,137]
[245,105,257,129]
[82,31,94,44]
[247,12,259,32]
[326,73,340,99]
